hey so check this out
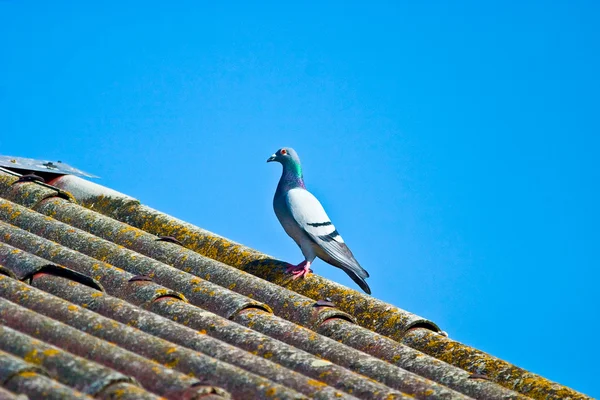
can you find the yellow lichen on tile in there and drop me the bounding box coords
[306,379,327,388]
[164,358,179,368]
[189,277,201,285]
[43,349,60,357]
[24,349,41,364]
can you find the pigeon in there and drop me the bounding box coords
[267,147,371,294]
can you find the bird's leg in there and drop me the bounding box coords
[285,260,312,279]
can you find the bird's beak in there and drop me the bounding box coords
[266,154,276,163]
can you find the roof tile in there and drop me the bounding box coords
[0,199,408,399]
[0,165,591,400]
[0,349,92,400]
[0,288,230,399]
[0,325,160,400]
[0,385,24,400]
[32,273,355,399]
[0,185,467,399]
[0,275,317,400]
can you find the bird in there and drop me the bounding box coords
[267,147,371,294]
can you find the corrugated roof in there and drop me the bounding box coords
[0,164,591,400]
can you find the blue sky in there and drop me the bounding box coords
[1,1,598,397]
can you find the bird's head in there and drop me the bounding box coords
[267,147,303,178]
[267,147,301,165]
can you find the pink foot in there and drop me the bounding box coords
[285,261,312,280]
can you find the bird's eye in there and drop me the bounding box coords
[281,149,287,155]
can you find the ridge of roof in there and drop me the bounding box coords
[0,166,592,400]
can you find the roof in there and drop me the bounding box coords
[0,159,591,400]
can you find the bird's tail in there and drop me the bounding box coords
[339,265,371,295]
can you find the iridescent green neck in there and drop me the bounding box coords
[290,161,303,179]
[278,160,305,190]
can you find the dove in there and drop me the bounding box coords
[267,147,371,294]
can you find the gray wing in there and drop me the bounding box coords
[285,188,371,294]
